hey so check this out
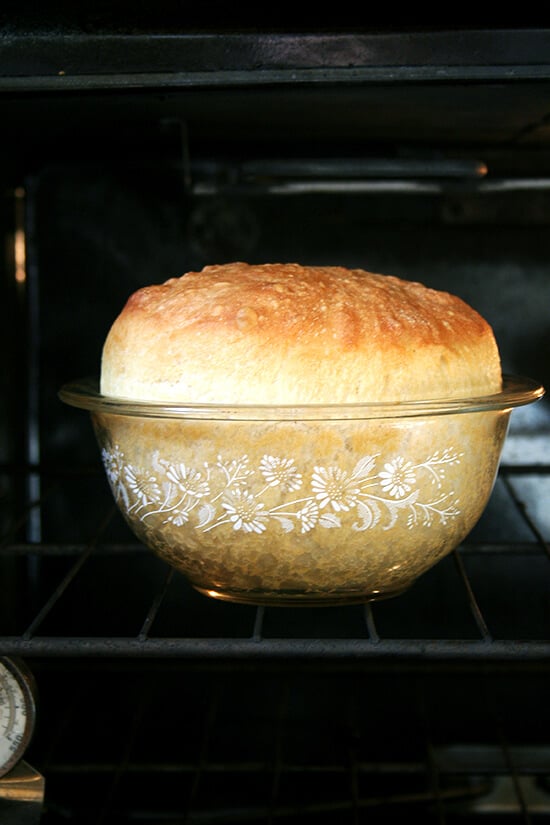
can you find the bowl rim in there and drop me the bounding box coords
[58,374,545,421]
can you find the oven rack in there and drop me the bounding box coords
[1,461,549,662]
[22,657,550,824]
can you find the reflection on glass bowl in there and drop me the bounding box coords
[60,375,544,606]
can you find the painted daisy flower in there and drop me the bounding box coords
[295,499,319,533]
[221,489,269,533]
[311,465,360,512]
[379,457,416,499]
[165,463,210,499]
[123,465,162,506]
[260,455,302,492]
[102,445,125,485]
[165,510,190,527]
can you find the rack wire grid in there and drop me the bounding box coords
[1,458,549,660]
[1,436,550,825]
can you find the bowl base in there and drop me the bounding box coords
[192,583,412,607]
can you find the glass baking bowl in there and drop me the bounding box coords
[60,375,544,606]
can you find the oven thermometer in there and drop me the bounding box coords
[0,657,37,778]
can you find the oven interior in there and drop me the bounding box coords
[1,19,550,823]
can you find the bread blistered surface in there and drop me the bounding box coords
[100,262,502,403]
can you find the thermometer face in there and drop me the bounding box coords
[0,657,37,778]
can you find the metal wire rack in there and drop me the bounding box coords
[1,435,550,825]
[1,460,549,660]
[21,658,550,824]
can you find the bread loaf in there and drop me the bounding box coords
[100,261,502,404]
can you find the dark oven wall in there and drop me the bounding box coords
[1,24,550,825]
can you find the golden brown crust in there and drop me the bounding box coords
[100,262,502,403]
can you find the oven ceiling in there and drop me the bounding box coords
[3,22,550,173]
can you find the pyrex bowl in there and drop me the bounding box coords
[60,375,544,606]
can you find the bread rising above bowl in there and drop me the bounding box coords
[99,261,503,405]
[61,261,544,605]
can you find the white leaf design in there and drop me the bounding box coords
[274,516,295,533]
[351,454,378,480]
[352,500,381,531]
[319,512,342,528]
[118,482,130,510]
[197,503,216,527]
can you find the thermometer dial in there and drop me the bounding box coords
[0,657,37,778]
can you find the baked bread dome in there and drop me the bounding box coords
[100,261,502,404]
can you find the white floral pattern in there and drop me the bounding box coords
[379,457,416,498]
[101,445,463,535]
